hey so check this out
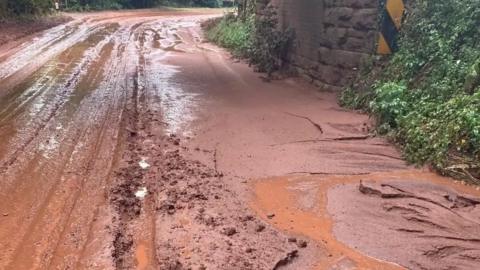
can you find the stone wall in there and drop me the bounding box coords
[263,0,379,90]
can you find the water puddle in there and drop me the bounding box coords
[0,22,96,81]
[135,243,149,270]
[147,59,199,137]
[250,170,480,270]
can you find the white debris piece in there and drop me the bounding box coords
[135,187,148,199]
[139,157,150,170]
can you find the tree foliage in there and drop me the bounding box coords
[0,0,53,17]
[0,0,223,16]
[64,0,223,10]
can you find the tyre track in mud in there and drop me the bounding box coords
[0,23,119,173]
[106,18,313,270]
[110,32,145,268]
[0,44,120,264]
[108,20,191,268]
[0,20,102,85]
[0,12,186,269]
[0,23,126,269]
[43,25,140,269]
[0,11,229,269]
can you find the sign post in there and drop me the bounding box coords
[377,0,406,55]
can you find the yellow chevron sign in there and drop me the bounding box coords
[377,33,392,55]
[386,0,405,29]
[377,0,406,54]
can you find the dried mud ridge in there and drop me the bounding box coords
[108,86,307,269]
[357,181,480,269]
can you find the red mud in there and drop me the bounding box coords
[329,173,480,270]
[0,7,479,270]
[252,171,480,270]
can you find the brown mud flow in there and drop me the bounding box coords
[1,8,479,270]
[106,14,309,269]
[252,170,480,270]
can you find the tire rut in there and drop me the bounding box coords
[0,24,119,175]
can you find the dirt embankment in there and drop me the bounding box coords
[0,15,72,46]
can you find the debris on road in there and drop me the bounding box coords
[138,158,150,170]
[134,187,148,199]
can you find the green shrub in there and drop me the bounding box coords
[369,81,410,130]
[248,4,294,75]
[205,13,254,57]
[339,87,372,110]
[400,92,480,167]
[342,0,480,181]
[204,2,294,75]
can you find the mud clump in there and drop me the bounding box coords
[222,227,237,236]
[151,134,303,269]
[108,100,304,269]
[297,239,308,249]
[112,231,134,268]
[255,224,266,232]
[273,250,299,270]
[111,176,142,217]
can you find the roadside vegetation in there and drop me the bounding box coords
[203,0,294,76]
[0,0,71,46]
[63,0,226,11]
[0,0,226,17]
[0,0,53,17]
[0,0,225,43]
[340,0,480,182]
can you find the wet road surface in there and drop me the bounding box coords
[0,9,227,269]
[1,8,479,270]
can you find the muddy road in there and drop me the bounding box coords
[0,8,479,270]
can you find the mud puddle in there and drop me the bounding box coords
[135,242,149,270]
[251,170,480,270]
